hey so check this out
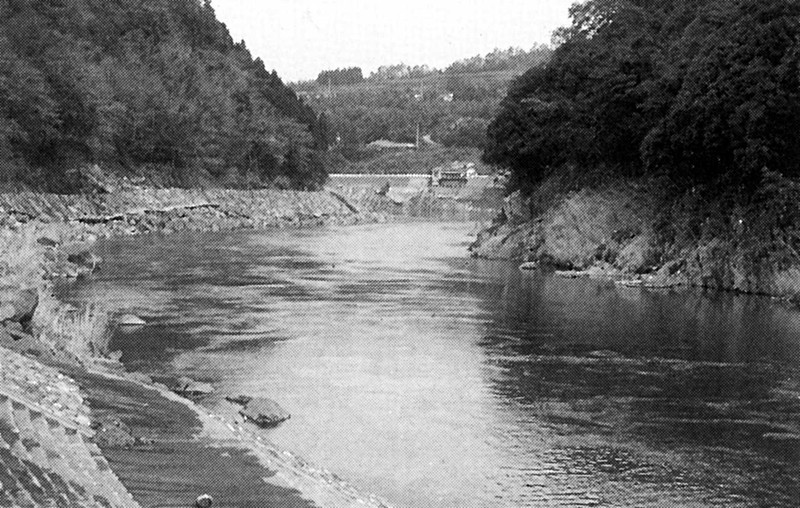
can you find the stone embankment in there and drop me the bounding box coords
[0,187,373,237]
[0,348,138,507]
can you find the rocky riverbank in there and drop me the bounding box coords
[0,186,392,507]
[470,182,800,300]
[0,347,138,507]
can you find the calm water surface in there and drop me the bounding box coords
[62,222,800,507]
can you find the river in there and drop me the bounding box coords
[61,221,800,507]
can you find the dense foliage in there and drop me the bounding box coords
[485,0,800,195]
[0,0,329,191]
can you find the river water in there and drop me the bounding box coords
[62,222,800,507]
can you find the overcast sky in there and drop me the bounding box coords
[211,0,577,82]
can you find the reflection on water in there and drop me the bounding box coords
[61,223,800,507]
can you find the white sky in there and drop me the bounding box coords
[211,0,577,82]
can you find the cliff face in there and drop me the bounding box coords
[471,186,656,270]
[470,185,800,299]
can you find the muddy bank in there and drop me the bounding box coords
[470,184,800,299]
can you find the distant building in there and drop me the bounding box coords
[431,161,477,187]
[366,139,417,151]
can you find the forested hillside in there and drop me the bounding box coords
[294,45,553,170]
[0,0,329,192]
[485,0,800,196]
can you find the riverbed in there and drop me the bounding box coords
[61,221,800,507]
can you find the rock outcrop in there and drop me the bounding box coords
[239,397,291,428]
[471,183,800,298]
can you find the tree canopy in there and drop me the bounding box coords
[484,0,800,195]
[0,0,329,191]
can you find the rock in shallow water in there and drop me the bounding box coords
[196,494,213,507]
[172,376,214,399]
[239,397,291,427]
[225,394,253,406]
[118,313,146,326]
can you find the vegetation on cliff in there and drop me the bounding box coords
[0,0,329,191]
[479,0,800,296]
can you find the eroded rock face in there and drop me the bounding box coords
[472,187,653,272]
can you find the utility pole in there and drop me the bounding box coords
[415,79,424,149]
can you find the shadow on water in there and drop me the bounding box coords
[468,262,800,506]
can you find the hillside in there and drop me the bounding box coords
[0,0,328,191]
[292,46,552,172]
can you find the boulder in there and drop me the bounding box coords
[0,287,38,324]
[118,314,146,326]
[239,397,290,427]
[225,394,253,406]
[36,235,60,248]
[172,376,214,399]
[196,494,214,508]
[66,250,103,272]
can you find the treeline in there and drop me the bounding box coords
[367,45,553,81]
[446,45,552,74]
[0,0,329,192]
[317,67,364,86]
[370,63,437,81]
[485,0,800,195]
